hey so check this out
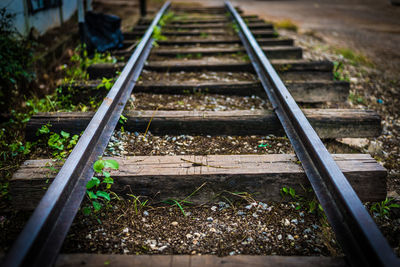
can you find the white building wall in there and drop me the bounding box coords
[0,0,77,37]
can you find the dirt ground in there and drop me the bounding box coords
[173,0,400,77]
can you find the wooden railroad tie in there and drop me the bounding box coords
[10,154,386,210]
[87,60,334,79]
[26,109,381,140]
[54,254,347,266]
[64,80,349,103]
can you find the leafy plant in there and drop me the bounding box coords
[333,61,349,82]
[200,32,209,38]
[333,47,373,67]
[36,124,79,160]
[96,77,115,91]
[370,198,400,218]
[348,92,365,105]
[159,11,174,27]
[83,158,119,215]
[62,45,116,83]
[0,110,37,201]
[0,8,35,111]
[280,186,324,215]
[162,182,206,216]
[152,26,167,42]
[231,22,240,33]
[127,194,148,215]
[274,19,298,32]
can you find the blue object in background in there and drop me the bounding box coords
[83,11,124,53]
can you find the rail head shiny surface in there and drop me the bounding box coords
[225,1,398,266]
[1,2,171,267]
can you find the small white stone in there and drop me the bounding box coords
[277,234,282,240]
[158,245,168,252]
[171,221,178,226]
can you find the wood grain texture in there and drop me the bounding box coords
[153,37,294,46]
[140,17,264,25]
[133,80,348,102]
[125,30,276,39]
[55,254,347,267]
[147,46,302,60]
[26,109,381,140]
[87,60,333,79]
[132,22,274,30]
[64,80,348,102]
[10,154,386,210]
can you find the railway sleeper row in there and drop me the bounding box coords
[5,3,397,267]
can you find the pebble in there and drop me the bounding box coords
[171,221,178,226]
[284,219,290,226]
[277,234,282,240]
[259,202,268,210]
[207,217,213,222]
[158,245,168,252]
[143,211,149,216]
[287,234,294,241]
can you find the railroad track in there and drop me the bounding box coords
[2,1,399,266]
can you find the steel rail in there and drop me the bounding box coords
[2,2,171,266]
[225,1,398,266]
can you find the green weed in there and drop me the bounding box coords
[333,61,350,82]
[280,186,324,215]
[162,182,206,216]
[0,8,35,110]
[200,32,209,38]
[159,11,174,27]
[96,77,115,91]
[127,194,149,215]
[231,22,240,33]
[334,47,373,67]
[36,124,80,160]
[83,158,119,215]
[64,45,116,82]
[348,92,365,105]
[152,25,167,41]
[274,19,298,32]
[370,198,400,218]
